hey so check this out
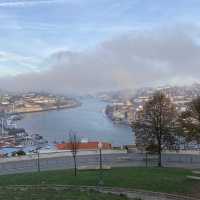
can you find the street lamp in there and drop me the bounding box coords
[97,141,104,188]
[98,142,103,170]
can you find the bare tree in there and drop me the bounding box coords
[132,92,178,167]
[179,96,200,149]
[68,131,80,176]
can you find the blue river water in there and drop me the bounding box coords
[17,98,133,146]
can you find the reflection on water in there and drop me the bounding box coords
[17,98,133,145]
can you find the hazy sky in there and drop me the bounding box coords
[0,0,200,93]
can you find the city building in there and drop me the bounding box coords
[56,141,112,151]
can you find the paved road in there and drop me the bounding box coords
[0,152,200,175]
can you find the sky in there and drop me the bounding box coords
[0,0,200,93]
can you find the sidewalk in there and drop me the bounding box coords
[3,185,199,200]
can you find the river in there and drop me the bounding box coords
[16,98,133,146]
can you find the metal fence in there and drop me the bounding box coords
[0,152,200,175]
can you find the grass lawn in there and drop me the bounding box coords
[0,187,130,200]
[0,167,199,198]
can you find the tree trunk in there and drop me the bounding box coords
[73,156,77,176]
[158,150,162,167]
[158,140,162,167]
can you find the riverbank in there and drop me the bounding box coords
[13,101,81,114]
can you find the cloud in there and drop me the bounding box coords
[0,0,65,7]
[0,51,42,75]
[0,24,200,94]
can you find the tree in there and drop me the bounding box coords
[179,96,200,149]
[68,131,80,176]
[132,91,178,167]
[12,150,26,157]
